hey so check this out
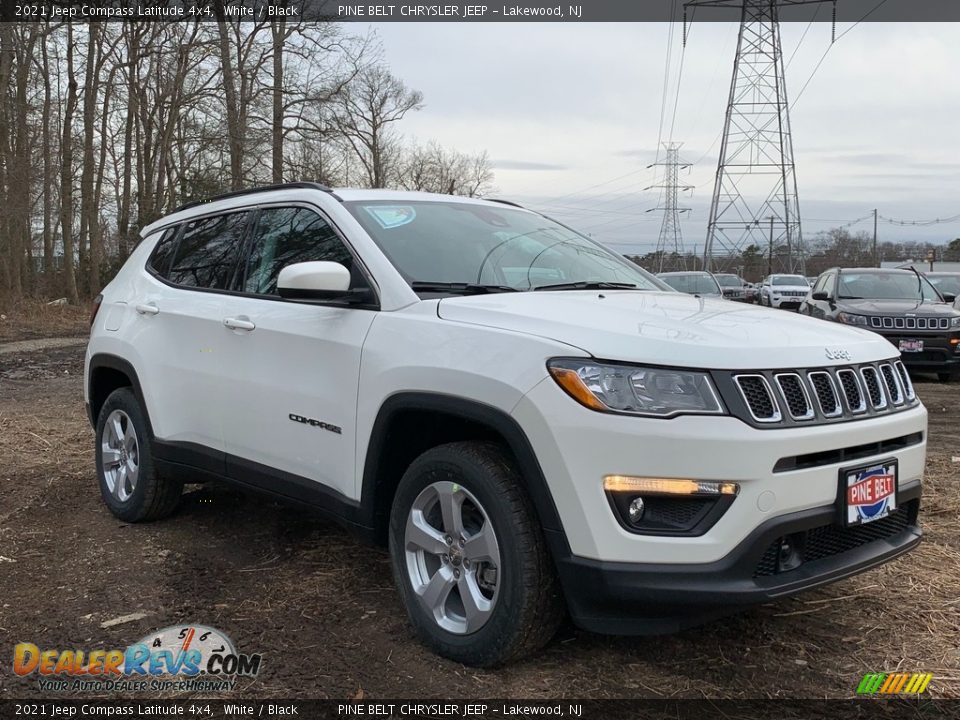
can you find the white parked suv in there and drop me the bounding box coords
[759,273,812,310]
[85,183,926,666]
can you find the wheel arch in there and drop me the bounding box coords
[360,392,567,551]
[88,354,152,432]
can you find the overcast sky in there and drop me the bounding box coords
[371,21,960,256]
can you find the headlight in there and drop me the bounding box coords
[837,312,868,326]
[951,316,960,329]
[547,359,725,417]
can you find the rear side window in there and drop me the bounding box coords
[168,212,249,290]
[243,207,354,296]
[146,226,180,278]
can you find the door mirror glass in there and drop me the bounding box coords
[811,290,830,301]
[277,261,351,300]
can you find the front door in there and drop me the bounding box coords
[218,205,377,502]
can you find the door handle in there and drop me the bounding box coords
[223,317,256,331]
[135,303,159,316]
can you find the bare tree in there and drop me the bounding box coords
[330,65,423,188]
[400,141,494,197]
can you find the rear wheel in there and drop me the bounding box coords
[388,441,563,666]
[96,388,182,522]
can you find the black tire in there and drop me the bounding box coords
[388,441,564,667]
[95,387,182,522]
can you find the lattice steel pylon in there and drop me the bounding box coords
[646,143,693,273]
[686,0,830,275]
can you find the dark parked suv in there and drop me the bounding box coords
[802,268,960,381]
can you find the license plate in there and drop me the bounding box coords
[840,460,897,527]
[899,339,923,353]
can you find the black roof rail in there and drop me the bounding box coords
[173,182,342,213]
[485,198,525,208]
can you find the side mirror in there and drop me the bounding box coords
[811,291,830,301]
[941,292,956,303]
[277,261,352,301]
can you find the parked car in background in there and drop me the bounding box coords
[657,271,723,297]
[801,267,960,381]
[714,273,748,302]
[806,277,818,287]
[924,271,960,301]
[759,274,811,309]
[742,281,759,303]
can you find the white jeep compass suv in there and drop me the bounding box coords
[85,183,926,666]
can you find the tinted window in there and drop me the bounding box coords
[243,207,354,296]
[146,226,180,278]
[772,275,808,286]
[838,272,941,302]
[658,273,722,295]
[168,212,248,289]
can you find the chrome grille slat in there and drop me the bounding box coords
[879,363,903,405]
[859,366,888,409]
[807,371,842,417]
[894,360,916,400]
[734,375,782,423]
[835,369,867,414]
[774,373,814,420]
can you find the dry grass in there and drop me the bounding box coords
[0,299,89,342]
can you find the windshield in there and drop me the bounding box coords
[344,200,668,292]
[772,275,808,286]
[928,275,960,296]
[838,272,942,301]
[658,273,722,295]
[714,274,741,288]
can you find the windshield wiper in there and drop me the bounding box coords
[533,281,640,292]
[411,281,519,295]
[837,295,862,300]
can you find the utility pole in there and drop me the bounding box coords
[646,142,693,273]
[873,208,878,267]
[686,0,832,276]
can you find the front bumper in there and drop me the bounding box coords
[555,484,921,634]
[872,331,960,373]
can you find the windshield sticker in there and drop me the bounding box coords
[364,205,416,229]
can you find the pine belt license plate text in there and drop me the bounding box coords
[899,339,923,352]
[841,460,897,527]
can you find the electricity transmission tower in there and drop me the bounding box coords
[685,0,831,275]
[647,143,693,272]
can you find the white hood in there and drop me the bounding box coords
[437,291,897,369]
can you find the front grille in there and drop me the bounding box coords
[725,360,919,428]
[860,366,887,409]
[870,316,949,330]
[754,503,914,577]
[879,363,903,405]
[776,290,807,297]
[774,373,813,420]
[734,375,781,422]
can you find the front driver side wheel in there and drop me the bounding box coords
[388,441,563,666]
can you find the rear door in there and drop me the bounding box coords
[133,211,251,469]
[217,204,378,502]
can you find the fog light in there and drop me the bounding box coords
[604,476,739,496]
[628,497,645,524]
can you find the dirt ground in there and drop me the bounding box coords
[1,336,958,701]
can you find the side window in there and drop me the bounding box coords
[812,275,827,294]
[243,207,355,296]
[146,226,180,279]
[168,212,249,290]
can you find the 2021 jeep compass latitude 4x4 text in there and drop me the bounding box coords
[85,183,926,666]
